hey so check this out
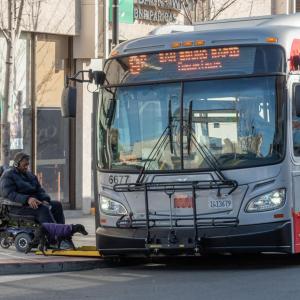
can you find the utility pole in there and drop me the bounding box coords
[111,0,119,49]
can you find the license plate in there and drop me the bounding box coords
[174,195,193,208]
[208,197,233,209]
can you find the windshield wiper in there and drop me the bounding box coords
[186,100,233,184]
[187,100,193,155]
[136,98,176,184]
[190,133,238,194]
[135,126,170,184]
[190,134,226,180]
[168,99,174,154]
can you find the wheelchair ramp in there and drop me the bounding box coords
[35,246,102,257]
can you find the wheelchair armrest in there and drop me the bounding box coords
[0,197,23,207]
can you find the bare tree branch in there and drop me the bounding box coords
[16,0,25,39]
[180,0,241,23]
[32,0,42,31]
[249,0,254,16]
[200,0,205,21]
[211,0,239,20]
[210,0,216,19]
[181,0,193,24]
[0,25,10,41]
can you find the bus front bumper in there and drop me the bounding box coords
[96,221,292,256]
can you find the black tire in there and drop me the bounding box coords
[0,238,11,249]
[14,233,32,253]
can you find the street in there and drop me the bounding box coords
[0,254,300,300]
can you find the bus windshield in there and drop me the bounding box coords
[98,75,285,171]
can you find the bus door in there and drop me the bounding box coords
[291,82,300,252]
[289,39,300,217]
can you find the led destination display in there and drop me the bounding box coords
[128,47,241,74]
[104,45,285,85]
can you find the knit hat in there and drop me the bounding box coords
[13,152,30,167]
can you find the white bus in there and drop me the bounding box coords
[63,13,300,256]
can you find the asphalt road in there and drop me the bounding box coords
[1,254,300,300]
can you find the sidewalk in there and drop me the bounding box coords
[0,211,106,275]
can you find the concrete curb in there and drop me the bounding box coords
[0,258,107,275]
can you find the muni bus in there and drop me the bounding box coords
[63,13,300,256]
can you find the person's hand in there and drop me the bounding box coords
[28,197,42,209]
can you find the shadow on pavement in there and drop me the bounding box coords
[107,253,300,271]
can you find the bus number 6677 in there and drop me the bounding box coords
[108,175,129,185]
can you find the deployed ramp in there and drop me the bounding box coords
[35,246,102,257]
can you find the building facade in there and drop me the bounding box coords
[0,0,298,213]
[0,1,77,207]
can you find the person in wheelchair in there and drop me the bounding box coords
[0,152,65,225]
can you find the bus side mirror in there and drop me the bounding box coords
[295,85,300,117]
[92,71,106,86]
[61,86,76,118]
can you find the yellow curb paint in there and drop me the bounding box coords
[35,246,101,257]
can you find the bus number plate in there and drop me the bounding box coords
[208,196,233,209]
[108,175,129,185]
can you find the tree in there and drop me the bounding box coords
[181,0,241,24]
[0,0,25,166]
[0,0,44,167]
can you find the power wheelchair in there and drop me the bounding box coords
[0,197,38,252]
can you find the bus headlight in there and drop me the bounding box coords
[245,189,286,213]
[99,195,128,215]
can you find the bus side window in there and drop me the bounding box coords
[293,85,300,156]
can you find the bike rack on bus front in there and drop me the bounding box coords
[113,179,239,253]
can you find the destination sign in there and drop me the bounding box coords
[104,45,285,85]
[128,47,240,75]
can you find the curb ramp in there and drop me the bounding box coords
[35,246,102,257]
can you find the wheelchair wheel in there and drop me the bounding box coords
[0,238,11,249]
[14,233,32,253]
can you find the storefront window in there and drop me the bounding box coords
[35,34,70,206]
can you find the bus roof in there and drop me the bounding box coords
[113,13,300,56]
[193,13,300,31]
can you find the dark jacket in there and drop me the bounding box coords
[42,223,72,239]
[0,167,50,205]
